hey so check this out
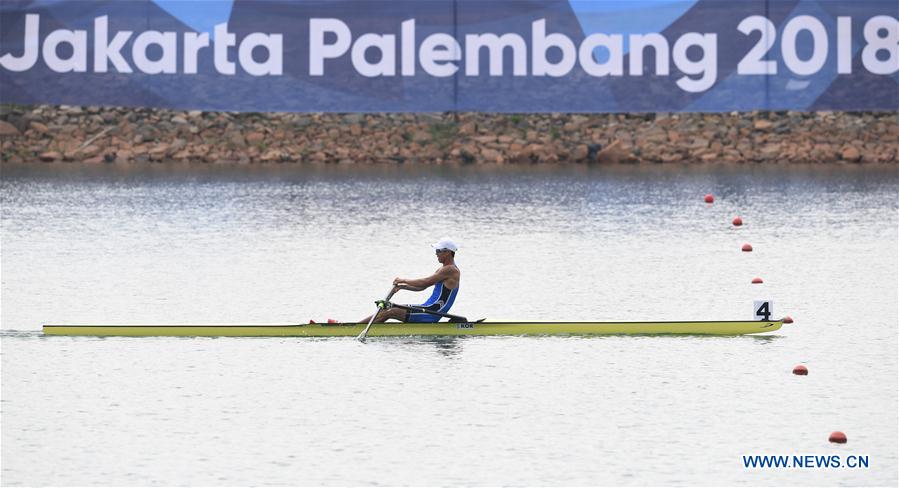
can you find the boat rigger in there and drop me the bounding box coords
[42,320,783,337]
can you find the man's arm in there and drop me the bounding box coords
[394,266,453,291]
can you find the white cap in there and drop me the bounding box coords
[431,237,458,252]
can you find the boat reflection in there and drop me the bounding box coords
[381,335,466,358]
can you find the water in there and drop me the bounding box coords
[1,162,897,486]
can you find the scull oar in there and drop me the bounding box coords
[356,287,397,342]
[388,303,483,323]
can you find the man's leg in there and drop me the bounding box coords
[358,307,406,324]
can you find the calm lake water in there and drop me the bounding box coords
[1,162,897,486]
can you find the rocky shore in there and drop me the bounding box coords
[1,105,896,165]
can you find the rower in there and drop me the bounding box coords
[360,237,461,323]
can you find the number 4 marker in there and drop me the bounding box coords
[754,300,773,321]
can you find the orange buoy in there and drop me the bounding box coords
[733,216,743,226]
[704,194,714,203]
[792,365,808,375]
[829,431,847,443]
[752,277,763,284]
[784,316,794,324]
[742,243,753,252]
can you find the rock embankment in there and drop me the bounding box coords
[1,105,895,164]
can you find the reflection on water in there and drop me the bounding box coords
[424,336,469,357]
[1,162,897,486]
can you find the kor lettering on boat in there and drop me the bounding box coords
[0,14,282,76]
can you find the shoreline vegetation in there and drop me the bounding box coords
[0,104,896,165]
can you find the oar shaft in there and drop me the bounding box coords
[389,304,468,322]
[356,287,396,342]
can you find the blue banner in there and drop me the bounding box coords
[1,0,897,112]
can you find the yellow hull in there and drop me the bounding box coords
[43,320,782,337]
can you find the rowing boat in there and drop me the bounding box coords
[42,320,783,337]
